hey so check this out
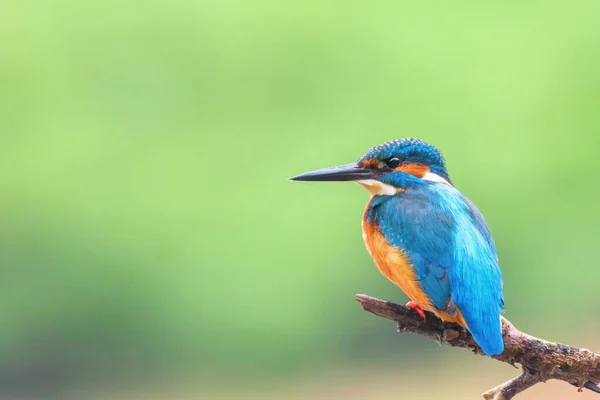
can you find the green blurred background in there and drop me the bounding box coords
[2,1,600,399]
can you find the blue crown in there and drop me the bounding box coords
[359,138,447,175]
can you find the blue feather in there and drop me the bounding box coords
[366,179,504,355]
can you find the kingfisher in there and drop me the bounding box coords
[290,138,504,356]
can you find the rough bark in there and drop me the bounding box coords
[355,294,600,399]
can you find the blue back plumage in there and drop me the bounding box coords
[366,181,504,356]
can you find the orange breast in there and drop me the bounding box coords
[361,213,468,327]
[362,218,434,311]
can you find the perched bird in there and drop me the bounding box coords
[290,138,504,355]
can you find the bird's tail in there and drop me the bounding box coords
[462,309,504,356]
[441,309,503,356]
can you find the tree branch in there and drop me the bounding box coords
[355,294,600,400]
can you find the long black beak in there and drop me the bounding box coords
[289,163,374,182]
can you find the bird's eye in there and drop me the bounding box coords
[385,157,401,169]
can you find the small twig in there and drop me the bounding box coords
[482,371,541,400]
[355,294,600,399]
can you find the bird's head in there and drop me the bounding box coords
[290,138,452,195]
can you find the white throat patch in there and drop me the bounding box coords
[356,172,450,195]
[356,179,397,196]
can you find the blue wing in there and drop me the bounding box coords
[371,189,455,312]
[369,183,504,355]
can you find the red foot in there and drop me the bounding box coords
[406,301,426,321]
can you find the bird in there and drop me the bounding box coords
[290,138,504,356]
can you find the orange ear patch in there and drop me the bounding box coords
[396,163,430,178]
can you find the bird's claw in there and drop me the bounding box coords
[406,301,426,321]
